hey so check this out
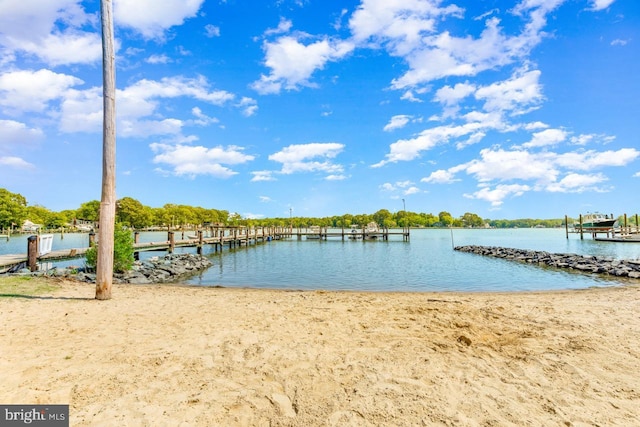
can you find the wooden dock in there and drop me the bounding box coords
[0,226,411,274]
[0,227,288,273]
[565,213,640,241]
[291,227,410,241]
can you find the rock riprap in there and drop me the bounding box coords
[12,253,213,284]
[454,245,640,279]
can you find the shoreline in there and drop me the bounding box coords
[2,280,639,425]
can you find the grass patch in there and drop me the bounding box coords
[0,275,62,298]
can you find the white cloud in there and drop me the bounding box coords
[444,146,640,206]
[475,69,544,115]
[325,174,347,181]
[146,54,172,64]
[383,115,412,132]
[269,142,345,175]
[389,15,543,89]
[236,97,258,117]
[522,128,567,148]
[546,173,609,193]
[0,0,101,66]
[464,183,530,207]
[204,24,221,38]
[115,0,205,39]
[0,69,83,114]
[252,36,354,94]
[58,76,235,136]
[434,82,476,106]
[349,0,463,55]
[554,148,640,171]
[421,169,460,184]
[191,107,219,126]
[345,0,566,93]
[150,143,255,178]
[0,156,35,169]
[464,148,559,184]
[264,18,293,36]
[0,120,45,152]
[403,186,421,195]
[252,171,276,182]
[588,0,616,11]
[379,180,419,195]
[400,90,424,103]
[58,87,103,133]
[373,117,497,167]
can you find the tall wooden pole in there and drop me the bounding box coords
[96,0,116,300]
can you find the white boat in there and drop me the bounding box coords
[364,221,380,239]
[307,225,321,239]
[349,225,362,239]
[574,212,618,229]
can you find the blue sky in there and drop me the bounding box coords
[0,0,638,220]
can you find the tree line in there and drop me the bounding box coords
[1,187,568,231]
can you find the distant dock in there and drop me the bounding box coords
[565,213,640,242]
[291,226,410,241]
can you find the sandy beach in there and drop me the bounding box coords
[1,279,639,426]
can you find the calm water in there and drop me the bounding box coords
[2,229,639,292]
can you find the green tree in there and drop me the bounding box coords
[460,212,484,228]
[76,200,101,221]
[372,209,393,227]
[85,225,134,273]
[0,188,28,229]
[438,211,454,227]
[26,205,67,229]
[116,197,153,228]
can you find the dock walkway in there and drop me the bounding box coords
[1,226,411,273]
[0,227,287,273]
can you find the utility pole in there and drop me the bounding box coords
[95,0,116,300]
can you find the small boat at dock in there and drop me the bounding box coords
[364,222,380,239]
[574,212,618,229]
[306,225,321,239]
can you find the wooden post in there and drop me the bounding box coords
[134,231,140,261]
[95,0,117,300]
[565,215,569,239]
[579,214,584,240]
[197,230,203,255]
[27,235,38,272]
[168,231,175,253]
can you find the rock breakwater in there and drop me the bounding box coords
[12,253,213,284]
[454,245,640,279]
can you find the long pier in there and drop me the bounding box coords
[0,226,411,273]
[0,227,289,273]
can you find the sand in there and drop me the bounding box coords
[1,280,639,426]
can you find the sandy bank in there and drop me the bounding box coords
[1,280,639,426]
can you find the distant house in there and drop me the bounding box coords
[73,219,96,232]
[22,220,42,232]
